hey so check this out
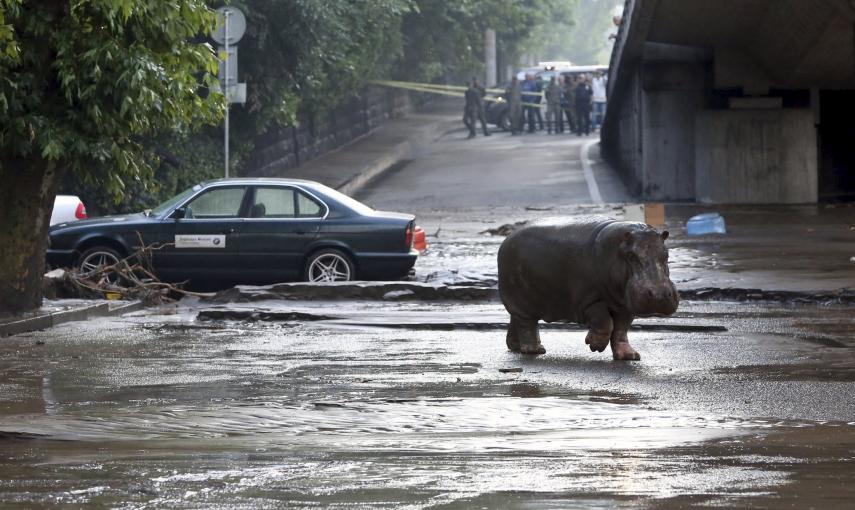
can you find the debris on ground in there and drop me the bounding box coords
[687,212,727,235]
[42,237,214,305]
[480,221,528,236]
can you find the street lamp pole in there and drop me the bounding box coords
[224,10,230,179]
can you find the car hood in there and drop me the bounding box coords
[49,212,152,233]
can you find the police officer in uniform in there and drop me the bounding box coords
[507,76,523,135]
[545,76,562,134]
[463,77,490,139]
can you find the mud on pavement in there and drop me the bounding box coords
[0,298,854,508]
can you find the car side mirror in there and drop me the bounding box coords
[171,207,186,220]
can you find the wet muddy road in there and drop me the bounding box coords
[3,125,855,507]
[1,300,854,508]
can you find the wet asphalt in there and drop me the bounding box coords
[1,124,854,508]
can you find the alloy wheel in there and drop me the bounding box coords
[307,253,352,282]
[79,250,121,284]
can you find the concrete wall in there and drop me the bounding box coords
[249,87,420,177]
[640,61,706,200]
[695,109,817,203]
[602,70,644,197]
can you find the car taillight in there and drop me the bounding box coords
[405,223,414,249]
[75,201,87,220]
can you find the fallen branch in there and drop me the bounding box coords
[45,233,215,304]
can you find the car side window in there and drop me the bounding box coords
[296,191,324,218]
[252,187,296,218]
[184,187,246,219]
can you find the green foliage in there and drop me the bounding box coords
[535,0,619,65]
[0,0,224,198]
[225,0,412,136]
[398,0,574,83]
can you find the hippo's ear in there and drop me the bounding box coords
[660,230,670,241]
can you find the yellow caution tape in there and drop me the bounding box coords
[371,79,546,108]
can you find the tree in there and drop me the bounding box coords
[535,0,619,65]
[398,0,574,84]
[0,0,223,313]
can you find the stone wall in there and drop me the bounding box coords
[249,87,421,177]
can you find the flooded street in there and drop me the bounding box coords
[1,298,854,508]
[3,125,854,508]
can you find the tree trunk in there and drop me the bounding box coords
[0,156,62,315]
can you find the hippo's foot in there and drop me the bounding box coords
[585,330,610,353]
[506,329,520,352]
[507,315,544,355]
[611,341,641,361]
[519,343,546,355]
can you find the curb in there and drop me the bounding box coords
[336,141,412,196]
[335,119,458,197]
[0,300,144,338]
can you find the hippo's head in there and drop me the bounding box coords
[619,228,679,317]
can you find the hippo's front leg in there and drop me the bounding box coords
[610,313,641,361]
[583,302,613,353]
[507,315,546,355]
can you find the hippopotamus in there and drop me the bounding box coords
[497,217,679,360]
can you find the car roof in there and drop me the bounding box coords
[199,177,322,187]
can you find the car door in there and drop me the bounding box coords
[154,185,248,282]
[238,185,325,281]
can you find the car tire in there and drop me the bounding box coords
[77,246,124,285]
[499,112,512,131]
[304,249,355,283]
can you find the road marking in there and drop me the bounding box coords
[581,139,603,204]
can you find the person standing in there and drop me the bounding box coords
[591,71,607,131]
[506,76,523,135]
[463,77,490,139]
[561,75,576,134]
[545,76,562,134]
[533,75,545,131]
[574,74,593,136]
[521,73,539,133]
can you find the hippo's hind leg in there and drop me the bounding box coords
[583,302,613,353]
[507,315,546,355]
[610,313,641,361]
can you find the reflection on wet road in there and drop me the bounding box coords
[1,301,854,508]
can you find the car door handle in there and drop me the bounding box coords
[295,229,307,235]
[221,228,235,234]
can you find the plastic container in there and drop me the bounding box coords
[686,212,726,236]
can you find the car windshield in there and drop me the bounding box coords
[149,185,201,216]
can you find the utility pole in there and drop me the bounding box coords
[213,7,247,179]
[485,29,497,87]
[224,10,230,178]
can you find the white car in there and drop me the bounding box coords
[50,195,88,226]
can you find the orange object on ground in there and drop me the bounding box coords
[413,226,428,253]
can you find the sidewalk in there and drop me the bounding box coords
[252,99,461,196]
[0,299,144,338]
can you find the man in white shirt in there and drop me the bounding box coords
[591,71,608,131]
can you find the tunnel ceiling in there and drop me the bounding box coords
[646,0,855,88]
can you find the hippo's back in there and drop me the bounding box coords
[498,216,616,321]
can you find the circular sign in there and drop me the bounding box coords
[212,6,246,45]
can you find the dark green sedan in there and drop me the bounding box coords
[47,178,419,285]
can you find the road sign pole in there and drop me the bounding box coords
[224,11,230,178]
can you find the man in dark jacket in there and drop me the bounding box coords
[463,77,490,138]
[521,73,540,133]
[574,74,593,136]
